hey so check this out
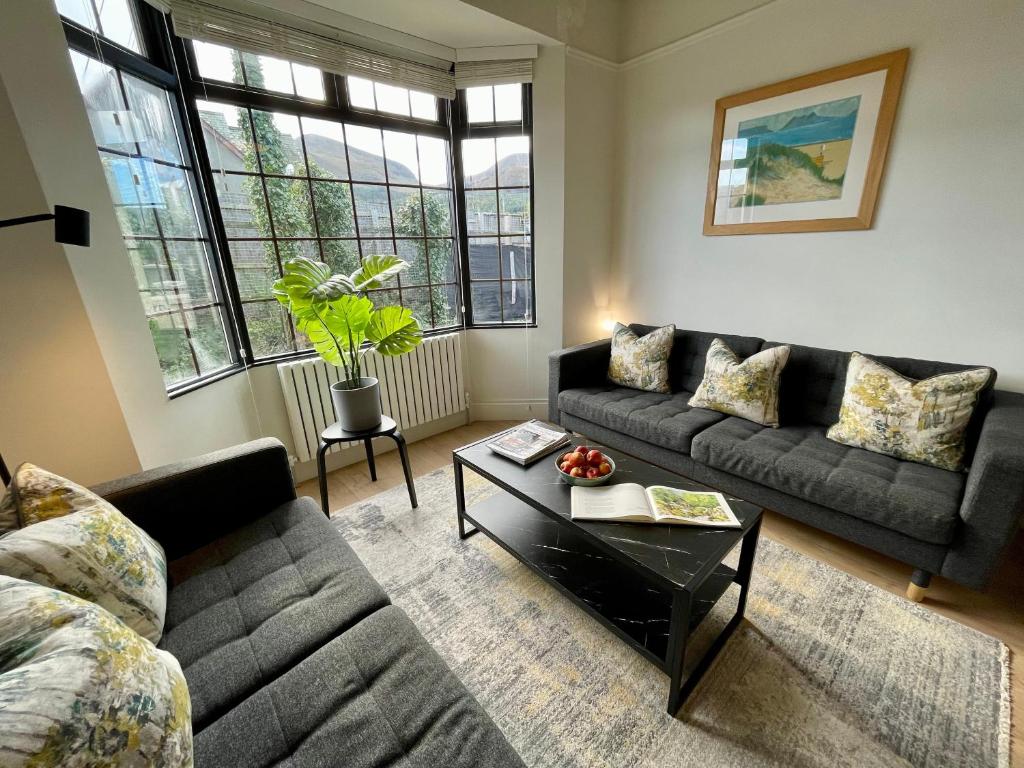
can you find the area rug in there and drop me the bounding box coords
[330,467,1011,768]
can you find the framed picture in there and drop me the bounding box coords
[703,48,909,235]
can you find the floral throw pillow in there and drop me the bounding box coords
[0,490,16,534]
[7,462,117,527]
[688,339,791,427]
[826,352,992,471]
[0,463,168,642]
[0,576,192,768]
[607,323,675,393]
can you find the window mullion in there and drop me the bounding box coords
[167,29,252,366]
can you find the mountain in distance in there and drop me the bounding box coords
[466,153,529,187]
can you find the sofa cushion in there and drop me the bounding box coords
[0,503,168,642]
[630,325,763,393]
[827,352,993,471]
[159,496,389,731]
[764,341,997,437]
[194,605,524,768]
[691,418,966,544]
[688,339,790,427]
[0,576,192,768]
[559,386,726,454]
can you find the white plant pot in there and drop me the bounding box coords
[330,377,382,432]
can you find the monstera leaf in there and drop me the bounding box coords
[273,257,355,317]
[366,306,422,356]
[350,254,407,292]
[296,294,373,366]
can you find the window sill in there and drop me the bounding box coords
[163,323,536,398]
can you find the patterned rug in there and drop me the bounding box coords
[330,466,1010,768]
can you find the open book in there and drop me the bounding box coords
[571,484,741,527]
[487,420,572,465]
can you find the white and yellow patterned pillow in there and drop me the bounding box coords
[0,576,192,768]
[827,352,992,471]
[7,462,116,527]
[689,339,791,427]
[0,463,167,642]
[607,323,675,393]
[0,490,16,534]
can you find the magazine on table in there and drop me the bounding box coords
[487,420,572,465]
[570,484,741,527]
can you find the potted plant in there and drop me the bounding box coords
[273,254,423,432]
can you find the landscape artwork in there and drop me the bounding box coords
[703,49,908,235]
[730,95,860,207]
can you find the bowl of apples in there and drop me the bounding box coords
[555,445,616,486]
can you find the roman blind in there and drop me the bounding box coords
[454,59,534,89]
[144,0,457,98]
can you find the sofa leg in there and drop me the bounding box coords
[906,569,931,602]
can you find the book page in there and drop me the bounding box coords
[570,484,654,522]
[645,487,741,527]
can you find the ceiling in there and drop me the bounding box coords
[296,0,559,51]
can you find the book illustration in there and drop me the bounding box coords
[648,487,735,524]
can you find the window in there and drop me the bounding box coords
[64,15,238,390]
[347,76,438,121]
[457,85,533,325]
[191,40,325,101]
[57,0,143,54]
[191,48,460,360]
[61,2,535,392]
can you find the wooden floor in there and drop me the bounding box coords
[297,420,1023,766]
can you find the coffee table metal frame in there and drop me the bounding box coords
[453,431,762,715]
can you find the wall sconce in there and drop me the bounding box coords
[0,205,91,247]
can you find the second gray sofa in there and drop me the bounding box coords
[549,325,1024,601]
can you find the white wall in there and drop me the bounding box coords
[614,0,1024,390]
[0,2,266,472]
[0,75,141,485]
[562,49,618,346]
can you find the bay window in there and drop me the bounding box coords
[59,0,535,393]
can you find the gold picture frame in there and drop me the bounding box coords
[703,48,909,235]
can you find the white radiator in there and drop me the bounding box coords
[277,332,467,462]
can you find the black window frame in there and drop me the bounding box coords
[178,38,466,366]
[452,84,536,329]
[61,3,247,398]
[61,1,537,397]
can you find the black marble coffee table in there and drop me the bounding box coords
[453,430,763,715]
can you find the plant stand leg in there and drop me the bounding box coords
[316,440,330,518]
[391,431,417,508]
[364,438,377,481]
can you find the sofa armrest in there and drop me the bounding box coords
[91,438,297,560]
[941,391,1024,589]
[548,339,612,424]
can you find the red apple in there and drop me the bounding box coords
[569,467,586,478]
[598,462,612,476]
[586,449,603,466]
[559,461,572,473]
[565,451,586,468]
[575,445,588,456]
[586,467,600,479]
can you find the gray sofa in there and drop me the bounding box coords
[93,439,523,768]
[549,325,1024,599]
